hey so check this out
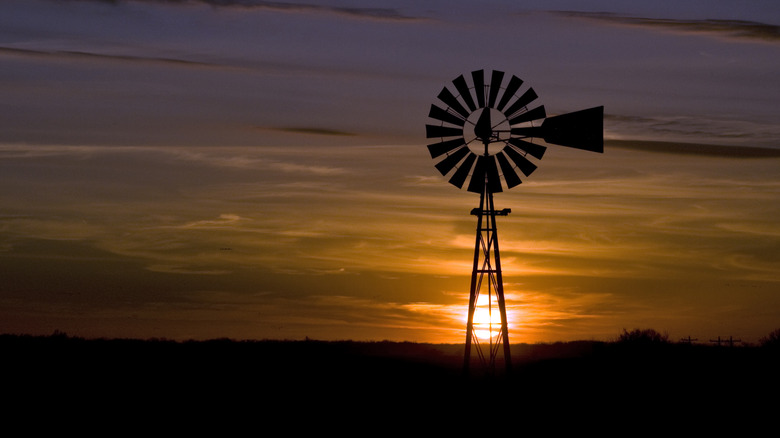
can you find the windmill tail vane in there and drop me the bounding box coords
[425,69,604,375]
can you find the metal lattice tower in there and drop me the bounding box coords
[464,183,512,375]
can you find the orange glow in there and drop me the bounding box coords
[471,293,503,342]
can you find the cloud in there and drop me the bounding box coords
[145,264,231,275]
[606,139,780,158]
[178,214,247,229]
[604,114,779,146]
[718,254,780,283]
[179,148,349,175]
[266,126,356,137]
[0,46,216,68]
[93,0,424,22]
[557,11,780,44]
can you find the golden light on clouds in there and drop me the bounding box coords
[1,142,778,343]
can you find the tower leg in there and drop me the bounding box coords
[463,189,485,375]
[488,190,512,374]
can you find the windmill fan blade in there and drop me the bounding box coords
[488,70,504,108]
[452,75,476,112]
[540,106,604,153]
[435,145,470,175]
[508,105,546,126]
[496,75,523,112]
[428,138,466,158]
[504,88,538,118]
[485,155,503,193]
[467,155,487,193]
[437,87,470,119]
[502,144,538,177]
[496,152,522,188]
[426,71,603,193]
[508,137,546,160]
[426,124,463,139]
[449,152,477,189]
[471,69,485,108]
[429,104,465,127]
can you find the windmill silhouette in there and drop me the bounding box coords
[425,69,603,375]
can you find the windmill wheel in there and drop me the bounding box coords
[426,69,604,193]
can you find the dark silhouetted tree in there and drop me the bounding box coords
[617,328,669,345]
[759,328,780,348]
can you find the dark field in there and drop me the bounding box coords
[3,333,778,428]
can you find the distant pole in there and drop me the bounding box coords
[709,336,741,347]
[679,336,698,344]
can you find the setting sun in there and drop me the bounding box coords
[470,294,504,342]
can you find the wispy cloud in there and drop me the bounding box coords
[605,114,780,149]
[91,0,424,22]
[0,46,216,67]
[146,264,231,275]
[163,146,350,175]
[178,214,247,229]
[265,126,356,137]
[557,11,780,44]
[607,140,780,158]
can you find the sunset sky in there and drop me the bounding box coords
[1,0,779,344]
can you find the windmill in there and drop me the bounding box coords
[425,69,603,375]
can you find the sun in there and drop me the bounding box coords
[471,293,504,342]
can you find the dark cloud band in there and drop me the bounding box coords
[557,11,780,43]
[607,139,780,158]
[82,0,421,21]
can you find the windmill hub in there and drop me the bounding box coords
[474,108,494,144]
[467,108,509,155]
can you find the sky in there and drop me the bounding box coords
[1,0,779,344]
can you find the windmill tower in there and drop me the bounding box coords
[425,70,603,375]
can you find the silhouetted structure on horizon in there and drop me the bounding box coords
[425,69,603,375]
[710,335,742,347]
